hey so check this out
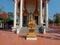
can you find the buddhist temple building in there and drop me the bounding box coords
[12,0,49,34]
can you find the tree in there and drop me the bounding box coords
[0,8,13,29]
[0,7,5,14]
[49,18,54,24]
[53,13,60,26]
[8,12,14,20]
[7,12,14,26]
[0,8,4,20]
[49,18,54,26]
[1,13,9,29]
[0,12,14,29]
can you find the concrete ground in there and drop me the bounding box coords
[0,29,60,45]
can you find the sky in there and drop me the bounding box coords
[0,0,60,19]
[48,0,60,19]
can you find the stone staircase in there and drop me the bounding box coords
[19,26,39,34]
[19,25,48,34]
[19,27,28,34]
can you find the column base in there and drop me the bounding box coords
[12,27,16,32]
[43,26,46,34]
[43,29,46,34]
[16,27,22,34]
[46,27,49,31]
[16,28,20,34]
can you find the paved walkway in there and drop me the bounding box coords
[0,29,60,45]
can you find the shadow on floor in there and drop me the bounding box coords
[47,29,60,34]
[0,28,12,32]
[37,34,60,40]
[37,29,60,40]
[18,34,27,40]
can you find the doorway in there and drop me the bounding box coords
[35,16,38,25]
[23,16,27,27]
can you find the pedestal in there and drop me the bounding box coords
[26,33,37,40]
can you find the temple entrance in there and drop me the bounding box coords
[23,16,27,27]
[23,16,38,26]
[35,16,38,25]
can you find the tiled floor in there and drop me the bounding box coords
[0,29,60,45]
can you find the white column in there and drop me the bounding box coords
[20,0,23,29]
[13,0,17,31]
[46,0,48,30]
[40,0,43,25]
[17,0,23,34]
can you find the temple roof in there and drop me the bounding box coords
[13,0,49,16]
[13,0,49,3]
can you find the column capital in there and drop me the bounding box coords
[13,0,18,3]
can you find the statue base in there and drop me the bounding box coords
[26,33,37,40]
[26,38,37,40]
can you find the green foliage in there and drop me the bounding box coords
[8,12,14,20]
[49,18,54,24]
[0,12,13,24]
[53,13,60,25]
[48,13,60,26]
[2,18,10,23]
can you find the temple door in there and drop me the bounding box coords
[35,16,38,25]
[23,16,27,27]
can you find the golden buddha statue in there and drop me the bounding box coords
[26,15,37,40]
